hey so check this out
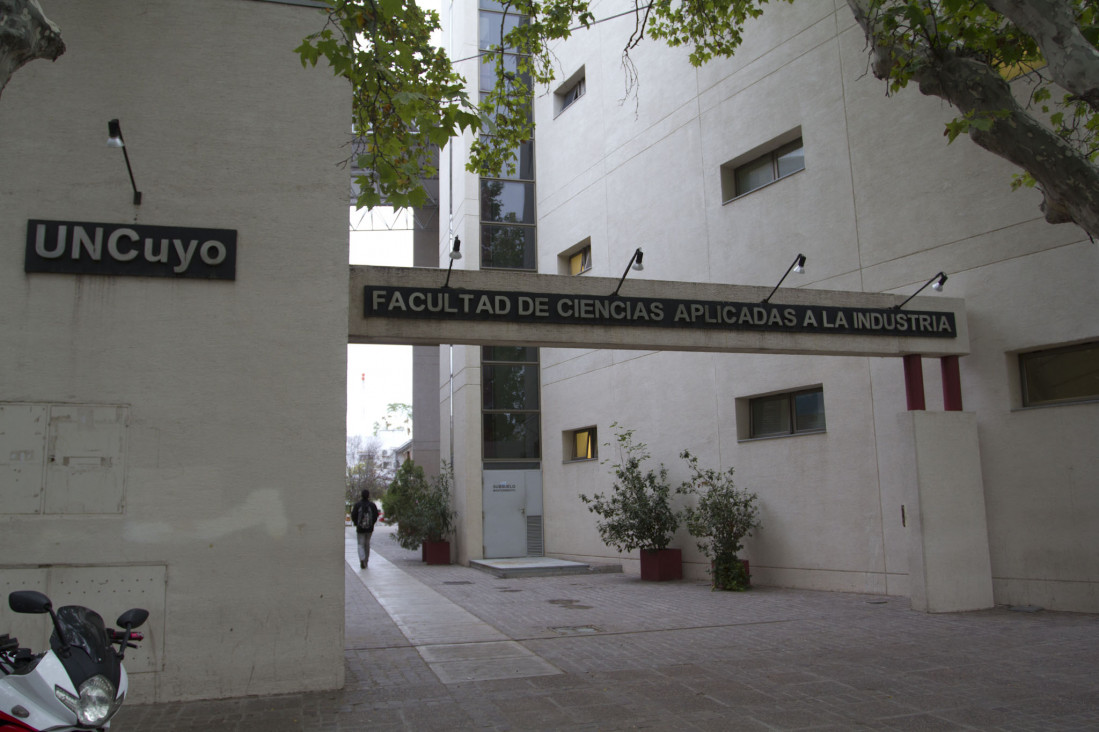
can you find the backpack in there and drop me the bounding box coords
[357,501,378,532]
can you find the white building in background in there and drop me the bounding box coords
[430,0,1099,612]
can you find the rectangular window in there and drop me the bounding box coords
[482,347,541,462]
[481,179,535,224]
[479,136,534,180]
[479,9,526,51]
[483,365,541,411]
[569,245,592,275]
[556,74,585,115]
[722,136,805,202]
[1020,341,1099,407]
[566,427,597,461]
[479,53,521,92]
[481,225,536,269]
[483,413,542,460]
[749,387,825,438]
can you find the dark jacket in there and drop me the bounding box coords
[352,500,379,534]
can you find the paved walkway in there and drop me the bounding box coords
[116,525,1099,730]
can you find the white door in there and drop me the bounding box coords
[483,470,530,558]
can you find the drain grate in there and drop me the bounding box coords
[552,625,601,635]
[548,599,592,610]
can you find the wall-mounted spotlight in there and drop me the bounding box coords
[107,119,142,205]
[761,253,806,303]
[442,236,462,288]
[893,272,947,310]
[611,247,644,297]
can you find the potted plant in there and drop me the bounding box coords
[678,450,761,591]
[580,424,682,580]
[383,459,457,564]
[417,462,457,564]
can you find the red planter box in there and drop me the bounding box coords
[422,540,450,565]
[640,548,682,581]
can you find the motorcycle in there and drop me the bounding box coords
[0,591,148,731]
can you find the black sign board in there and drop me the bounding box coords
[365,285,957,338]
[25,219,237,280]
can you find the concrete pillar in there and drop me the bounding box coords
[411,203,441,478]
[899,411,994,613]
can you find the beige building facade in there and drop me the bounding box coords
[431,0,1099,614]
[1,0,349,702]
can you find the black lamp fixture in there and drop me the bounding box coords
[893,271,947,310]
[107,119,142,205]
[442,236,462,288]
[611,247,644,297]
[761,253,806,303]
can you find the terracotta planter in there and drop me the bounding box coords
[640,548,682,581]
[422,540,450,565]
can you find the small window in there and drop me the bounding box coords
[721,136,805,202]
[555,68,585,116]
[558,238,592,275]
[569,246,592,275]
[1020,341,1099,407]
[749,387,825,438]
[566,427,597,461]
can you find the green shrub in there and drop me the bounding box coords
[580,424,679,553]
[678,450,761,591]
[384,459,457,550]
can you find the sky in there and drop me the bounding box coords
[347,207,414,451]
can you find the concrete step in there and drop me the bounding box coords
[470,556,622,578]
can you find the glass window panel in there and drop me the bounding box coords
[751,394,791,437]
[481,224,536,269]
[484,413,541,460]
[776,139,805,178]
[483,346,538,363]
[735,156,775,196]
[560,78,585,111]
[573,428,596,460]
[479,11,525,50]
[483,365,540,411]
[479,52,521,91]
[569,247,592,275]
[481,180,534,223]
[478,92,532,126]
[794,389,826,432]
[1021,342,1099,406]
[479,136,534,180]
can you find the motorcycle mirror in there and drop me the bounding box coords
[116,608,149,630]
[8,591,51,614]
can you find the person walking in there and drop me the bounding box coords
[351,489,380,569]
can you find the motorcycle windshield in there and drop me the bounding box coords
[52,605,121,688]
[56,606,112,661]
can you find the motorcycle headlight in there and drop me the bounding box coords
[54,675,124,727]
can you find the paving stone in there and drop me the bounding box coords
[113,526,1099,731]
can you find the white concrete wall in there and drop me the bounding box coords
[0,0,350,701]
[527,0,1098,610]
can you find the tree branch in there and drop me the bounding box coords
[984,0,1099,112]
[846,0,1099,237]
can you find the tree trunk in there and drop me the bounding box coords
[0,0,65,101]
